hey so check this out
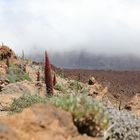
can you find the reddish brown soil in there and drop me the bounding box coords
[55,68,140,106]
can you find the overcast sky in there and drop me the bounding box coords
[0,0,140,56]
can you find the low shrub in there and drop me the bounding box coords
[54,83,67,93]
[10,94,46,113]
[49,94,110,137]
[6,66,30,83]
[68,80,88,93]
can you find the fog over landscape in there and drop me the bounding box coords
[1,0,140,69]
[1,2,140,139]
[28,50,140,70]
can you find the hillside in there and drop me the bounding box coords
[0,46,140,140]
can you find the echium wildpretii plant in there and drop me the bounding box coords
[44,51,53,96]
[53,73,57,86]
[36,70,40,82]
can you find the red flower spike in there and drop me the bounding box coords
[44,51,53,95]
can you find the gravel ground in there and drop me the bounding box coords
[104,103,140,140]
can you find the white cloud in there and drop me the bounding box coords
[0,0,140,55]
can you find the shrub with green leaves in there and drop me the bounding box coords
[49,94,110,137]
[60,71,65,78]
[68,80,88,94]
[54,83,67,93]
[6,66,30,83]
[10,94,46,113]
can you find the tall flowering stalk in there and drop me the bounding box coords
[36,70,40,82]
[44,51,53,95]
[6,56,10,68]
[53,74,57,86]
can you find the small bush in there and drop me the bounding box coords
[54,83,67,93]
[6,66,30,83]
[60,71,65,78]
[68,80,88,93]
[49,94,110,137]
[10,94,46,113]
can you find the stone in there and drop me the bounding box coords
[88,77,96,85]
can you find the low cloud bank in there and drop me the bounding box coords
[27,50,140,70]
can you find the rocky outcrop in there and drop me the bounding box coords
[0,76,9,91]
[0,104,100,140]
[0,63,7,75]
[88,77,96,85]
[0,45,16,60]
[126,94,140,117]
[0,123,19,140]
